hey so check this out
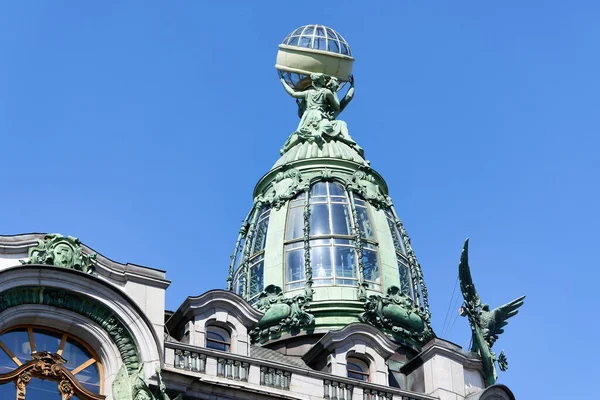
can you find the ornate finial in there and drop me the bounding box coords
[458,238,525,386]
[20,233,97,274]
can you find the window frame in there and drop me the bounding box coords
[346,356,370,382]
[384,209,414,301]
[205,325,231,353]
[283,181,382,291]
[0,324,104,396]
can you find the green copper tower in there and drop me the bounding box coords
[227,25,433,350]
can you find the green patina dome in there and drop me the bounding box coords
[227,28,433,349]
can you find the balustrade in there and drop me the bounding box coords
[260,366,291,390]
[166,343,435,400]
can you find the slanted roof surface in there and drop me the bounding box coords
[250,345,311,370]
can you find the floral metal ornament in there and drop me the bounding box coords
[251,285,315,342]
[20,233,96,274]
[458,239,525,386]
[359,286,434,346]
[346,170,391,210]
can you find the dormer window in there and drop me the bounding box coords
[205,325,231,352]
[346,356,369,382]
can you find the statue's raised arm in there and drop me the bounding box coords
[339,75,355,113]
[280,78,307,99]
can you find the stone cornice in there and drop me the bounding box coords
[303,322,399,365]
[401,338,483,374]
[0,233,170,289]
[167,290,263,332]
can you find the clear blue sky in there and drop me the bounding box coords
[1,1,598,398]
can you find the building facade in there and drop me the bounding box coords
[0,25,517,400]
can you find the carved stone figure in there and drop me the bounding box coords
[113,364,182,400]
[280,74,363,156]
[359,286,433,345]
[20,233,96,274]
[263,168,309,209]
[251,285,315,341]
[346,170,391,209]
[458,239,525,386]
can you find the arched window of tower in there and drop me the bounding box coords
[283,180,381,292]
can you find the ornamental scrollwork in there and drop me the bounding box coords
[346,170,391,210]
[0,286,141,375]
[20,233,96,274]
[0,351,104,400]
[359,286,434,345]
[251,285,315,341]
[263,168,309,210]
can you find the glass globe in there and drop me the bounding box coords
[276,24,353,91]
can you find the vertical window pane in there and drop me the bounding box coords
[340,42,349,55]
[328,182,346,197]
[75,362,101,394]
[33,329,62,354]
[328,40,340,53]
[286,248,305,287]
[286,206,304,240]
[249,259,264,298]
[0,329,30,363]
[331,204,352,235]
[234,237,245,272]
[0,346,16,374]
[0,383,15,399]
[334,246,356,284]
[310,182,328,198]
[362,248,380,282]
[300,36,312,47]
[62,338,93,371]
[311,245,332,285]
[234,273,243,296]
[310,204,330,236]
[399,262,413,299]
[356,206,375,240]
[386,211,405,254]
[315,37,327,50]
[252,215,269,254]
[23,378,62,400]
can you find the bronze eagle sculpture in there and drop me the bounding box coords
[458,238,525,386]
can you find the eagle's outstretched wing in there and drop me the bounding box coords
[458,238,481,314]
[487,295,526,346]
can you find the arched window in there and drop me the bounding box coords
[385,209,413,300]
[205,325,231,352]
[232,205,271,303]
[284,181,380,291]
[0,325,103,399]
[346,356,369,381]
